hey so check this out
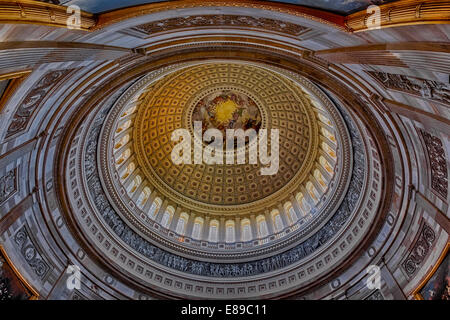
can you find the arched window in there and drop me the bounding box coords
[225,220,235,243]
[319,156,333,174]
[321,128,336,144]
[208,220,219,242]
[296,192,311,216]
[241,219,252,242]
[322,142,336,159]
[256,215,268,238]
[192,217,204,240]
[137,187,151,209]
[289,206,298,223]
[318,113,332,126]
[175,212,189,235]
[296,192,303,210]
[310,98,324,110]
[284,202,298,224]
[116,149,131,165]
[271,210,283,232]
[148,197,161,218]
[121,105,137,118]
[116,120,131,134]
[307,182,320,204]
[121,162,135,181]
[127,175,142,194]
[114,134,130,150]
[160,206,174,228]
[314,169,327,191]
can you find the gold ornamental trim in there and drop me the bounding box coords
[2,0,448,34]
[0,245,39,300]
[412,242,450,300]
[346,0,450,32]
[93,0,346,31]
[0,69,31,115]
[0,0,95,30]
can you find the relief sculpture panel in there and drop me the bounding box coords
[0,169,17,205]
[420,130,448,199]
[402,222,436,277]
[132,15,309,37]
[13,226,50,280]
[368,71,450,105]
[6,69,74,139]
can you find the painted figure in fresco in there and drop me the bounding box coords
[420,254,450,300]
[192,90,262,146]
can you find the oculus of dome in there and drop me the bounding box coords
[192,89,263,146]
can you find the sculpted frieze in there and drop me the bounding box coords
[420,130,448,199]
[368,71,450,105]
[133,15,309,36]
[6,69,73,138]
[0,169,17,204]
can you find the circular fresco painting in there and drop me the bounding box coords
[192,90,262,146]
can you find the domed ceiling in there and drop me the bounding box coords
[60,52,374,293]
[0,0,447,302]
[131,63,321,207]
[92,60,354,262]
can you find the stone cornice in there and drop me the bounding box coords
[93,0,346,32]
[0,0,95,30]
[2,0,448,34]
[346,0,450,32]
